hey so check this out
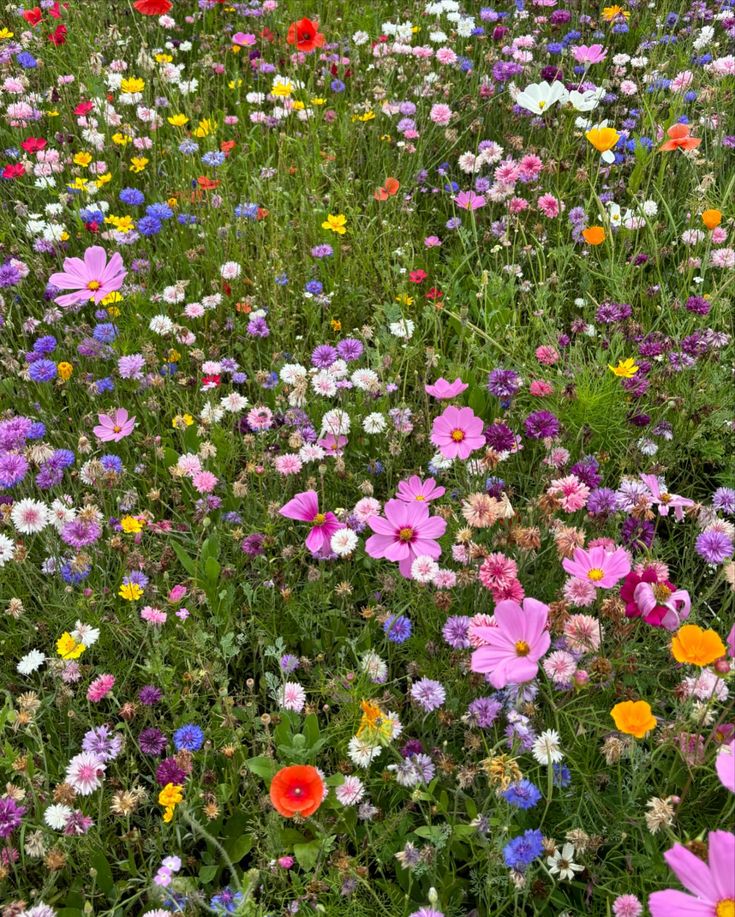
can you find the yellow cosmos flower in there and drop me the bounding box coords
[129,156,149,173]
[322,213,347,235]
[73,152,93,167]
[119,582,143,601]
[608,358,639,378]
[120,77,145,94]
[57,362,73,381]
[105,215,135,233]
[167,113,189,126]
[57,632,86,660]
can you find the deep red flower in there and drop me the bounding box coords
[269,765,324,818]
[48,24,67,45]
[74,101,94,116]
[133,0,173,14]
[202,375,221,387]
[21,137,47,153]
[48,1,62,18]
[425,288,444,301]
[22,7,42,26]
[286,17,325,53]
[2,163,25,180]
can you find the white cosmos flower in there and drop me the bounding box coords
[568,87,605,112]
[515,80,569,115]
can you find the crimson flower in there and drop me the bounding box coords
[286,17,325,52]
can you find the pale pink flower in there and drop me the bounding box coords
[93,408,136,442]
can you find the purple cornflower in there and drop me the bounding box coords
[156,757,187,786]
[280,654,300,674]
[138,684,162,706]
[442,615,471,649]
[712,488,735,516]
[82,725,123,762]
[0,797,26,838]
[620,517,655,552]
[61,518,102,549]
[467,696,502,728]
[410,678,445,712]
[247,317,269,337]
[118,354,145,379]
[596,301,632,323]
[311,344,338,368]
[241,533,265,556]
[63,810,94,835]
[524,410,560,440]
[685,295,711,315]
[695,530,734,564]
[487,368,521,399]
[310,244,333,258]
[484,422,517,453]
[139,727,167,756]
[383,614,411,643]
[0,453,29,489]
[587,487,619,516]
[336,338,364,362]
[570,455,601,488]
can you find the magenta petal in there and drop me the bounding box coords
[663,844,713,900]
[716,742,735,793]
[648,890,713,917]
[305,527,325,554]
[707,830,735,899]
[280,490,318,522]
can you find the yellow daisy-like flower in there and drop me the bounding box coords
[395,293,414,306]
[291,100,305,111]
[193,118,215,138]
[105,215,135,233]
[310,97,326,106]
[271,77,294,98]
[353,111,375,123]
[608,357,639,378]
[57,362,73,381]
[57,632,86,660]
[172,413,194,429]
[167,113,189,127]
[73,152,93,167]
[120,77,145,94]
[68,177,89,192]
[95,173,112,188]
[130,156,149,173]
[155,53,173,63]
[602,5,630,21]
[119,582,143,601]
[322,213,347,235]
[101,291,123,306]
[112,132,133,146]
[0,28,15,41]
[120,516,145,534]
[330,319,342,332]
[228,79,243,90]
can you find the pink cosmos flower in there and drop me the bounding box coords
[470,597,551,689]
[716,740,735,794]
[424,377,468,399]
[279,490,341,556]
[365,499,446,578]
[632,580,691,631]
[454,190,486,211]
[48,245,126,309]
[572,44,607,65]
[562,545,631,588]
[232,31,256,45]
[93,408,136,442]
[640,474,695,521]
[648,830,734,917]
[728,623,735,657]
[430,406,485,460]
[396,475,445,504]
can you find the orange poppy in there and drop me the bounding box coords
[659,123,702,152]
[286,18,325,53]
[270,765,324,818]
[220,140,236,155]
[671,624,726,666]
[197,176,221,190]
[582,226,606,245]
[610,700,657,739]
[374,177,400,201]
[702,209,722,230]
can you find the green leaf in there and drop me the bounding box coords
[293,838,322,871]
[204,555,221,583]
[303,713,320,747]
[228,834,254,862]
[245,756,278,782]
[199,864,219,884]
[91,851,114,896]
[171,541,197,577]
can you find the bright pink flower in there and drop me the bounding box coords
[547,474,590,512]
[454,190,485,211]
[470,597,551,689]
[572,43,607,64]
[562,545,631,588]
[192,471,218,493]
[648,830,734,917]
[279,490,342,556]
[232,31,256,45]
[424,377,468,399]
[728,623,735,657]
[478,553,518,592]
[640,474,695,521]
[141,606,167,625]
[632,580,690,631]
[93,408,136,442]
[365,499,446,578]
[716,740,735,794]
[48,245,126,309]
[87,674,115,702]
[537,193,560,218]
[430,406,485,460]
[168,585,187,604]
[529,379,553,396]
[396,475,445,504]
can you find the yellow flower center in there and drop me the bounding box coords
[587,568,604,581]
[515,640,531,657]
[87,280,101,290]
[652,584,672,603]
[414,495,425,501]
[113,425,122,433]
[716,900,735,917]
[313,513,326,526]
[451,429,465,442]
[398,527,414,542]
[659,492,672,503]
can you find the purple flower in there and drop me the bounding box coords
[524,410,560,440]
[712,488,735,516]
[139,727,167,756]
[156,757,186,786]
[0,453,29,489]
[685,295,711,315]
[442,615,471,649]
[587,487,619,515]
[695,530,734,564]
[336,338,364,362]
[0,797,26,838]
[484,422,517,452]
[63,810,94,835]
[311,344,338,368]
[241,533,265,556]
[82,725,123,762]
[467,696,502,728]
[138,684,162,706]
[383,614,411,643]
[410,678,446,712]
[620,517,655,552]
[487,368,521,399]
[61,518,102,549]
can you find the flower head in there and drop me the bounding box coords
[270,765,325,818]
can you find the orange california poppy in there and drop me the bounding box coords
[286,18,325,53]
[671,624,726,666]
[659,123,702,152]
[610,700,657,739]
[220,140,236,155]
[270,765,325,818]
[373,177,400,201]
[582,225,606,245]
[702,209,722,230]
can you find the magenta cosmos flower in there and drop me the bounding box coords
[425,377,468,400]
[470,598,550,689]
[633,580,690,631]
[49,245,126,309]
[93,408,136,443]
[454,190,486,211]
[640,474,696,522]
[562,545,631,588]
[648,830,734,917]
[430,406,485,460]
[396,475,445,504]
[365,498,446,578]
[716,740,735,794]
[279,490,341,555]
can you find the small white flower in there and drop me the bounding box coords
[72,621,100,647]
[347,736,382,769]
[278,682,306,713]
[11,499,49,535]
[44,803,72,831]
[335,775,366,806]
[532,729,564,765]
[331,528,358,557]
[17,649,45,675]
[363,413,387,434]
[0,533,16,566]
[547,843,583,881]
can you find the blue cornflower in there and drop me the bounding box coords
[553,764,572,788]
[28,360,57,382]
[15,51,37,68]
[146,202,173,220]
[138,215,162,236]
[235,202,260,219]
[100,454,123,474]
[503,828,544,871]
[173,723,205,752]
[179,140,199,154]
[202,151,226,167]
[177,213,197,225]
[95,377,115,394]
[501,780,542,810]
[275,274,289,286]
[383,614,411,644]
[33,335,57,355]
[119,187,145,206]
[305,280,323,295]
[330,79,346,92]
[210,888,243,914]
[93,323,118,343]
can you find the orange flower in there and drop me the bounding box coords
[269,765,324,818]
[286,18,325,53]
[671,624,726,666]
[610,700,657,739]
[702,209,722,230]
[659,123,702,152]
[374,177,400,201]
[582,226,606,245]
[197,176,221,191]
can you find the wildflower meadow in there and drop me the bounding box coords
[1,0,735,915]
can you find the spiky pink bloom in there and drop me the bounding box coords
[470,598,551,689]
[478,553,518,591]
[640,474,695,521]
[93,408,136,442]
[562,545,631,588]
[648,830,734,916]
[547,474,590,512]
[87,674,115,702]
[66,752,106,795]
[396,475,445,504]
[279,490,341,555]
[430,406,485,460]
[365,498,446,578]
[48,245,126,308]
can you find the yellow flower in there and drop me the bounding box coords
[228,79,243,90]
[57,362,73,381]
[73,152,93,167]
[159,783,184,807]
[166,197,178,209]
[395,293,414,306]
[112,132,133,146]
[322,213,347,235]
[120,515,145,534]
[602,5,630,21]
[60,231,69,242]
[379,134,393,143]
[95,173,112,188]
[101,291,123,306]
[610,700,656,739]
[0,28,15,41]
[586,126,620,153]
[353,111,375,123]
[163,806,175,823]
[105,215,135,233]
[356,700,398,744]
[155,53,173,63]
[68,177,89,192]
[291,100,305,111]
[167,348,181,362]
[271,78,294,98]
[172,413,194,429]
[330,319,342,332]
[57,632,86,660]
[311,97,326,106]
[46,109,59,117]
[130,156,149,173]
[119,582,143,601]
[193,118,215,137]
[120,77,145,94]
[167,113,189,127]
[608,358,639,378]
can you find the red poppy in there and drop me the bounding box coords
[286,17,325,53]
[21,137,47,153]
[133,0,173,14]
[269,765,324,818]
[409,270,427,283]
[22,7,42,26]
[659,123,702,152]
[373,176,400,201]
[220,140,236,155]
[48,24,67,44]
[425,287,443,301]
[197,176,220,190]
[48,1,62,17]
